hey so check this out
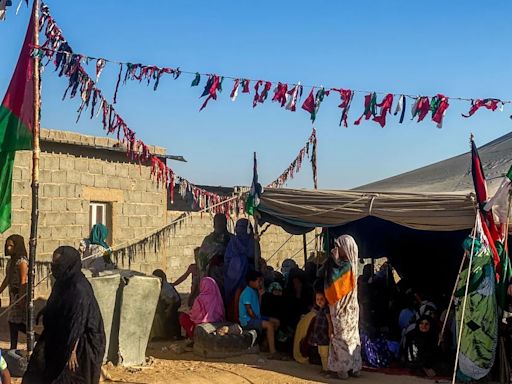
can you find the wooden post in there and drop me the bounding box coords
[302,233,308,267]
[251,151,261,272]
[312,130,319,266]
[27,0,41,356]
[254,217,260,271]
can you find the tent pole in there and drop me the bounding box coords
[438,250,467,347]
[254,215,260,272]
[302,234,307,267]
[451,214,479,384]
[439,213,479,347]
[26,0,41,357]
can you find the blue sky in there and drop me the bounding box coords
[1,1,511,189]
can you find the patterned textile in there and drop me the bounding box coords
[325,235,362,374]
[198,229,232,279]
[309,306,330,346]
[455,233,498,382]
[79,240,114,274]
[8,257,28,324]
[361,332,393,368]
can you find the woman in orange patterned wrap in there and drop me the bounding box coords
[322,234,362,380]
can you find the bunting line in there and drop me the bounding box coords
[267,128,317,189]
[32,43,512,129]
[39,3,241,214]
[37,3,317,214]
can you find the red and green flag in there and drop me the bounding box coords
[0,12,35,232]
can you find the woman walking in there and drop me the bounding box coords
[0,235,28,350]
[23,246,105,384]
[323,235,362,379]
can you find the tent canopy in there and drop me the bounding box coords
[358,131,512,194]
[258,132,512,234]
[257,188,476,234]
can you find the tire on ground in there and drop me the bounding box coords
[3,349,28,377]
[193,322,258,359]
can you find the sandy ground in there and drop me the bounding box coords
[0,309,445,384]
[1,335,442,384]
[101,340,441,384]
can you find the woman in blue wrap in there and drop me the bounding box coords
[224,219,255,322]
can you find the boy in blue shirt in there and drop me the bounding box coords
[0,351,11,384]
[239,270,280,356]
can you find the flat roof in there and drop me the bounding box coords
[40,128,186,162]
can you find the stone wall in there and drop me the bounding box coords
[0,129,167,299]
[161,213,316,292]
[0,129,314,300]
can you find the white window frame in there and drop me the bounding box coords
[90,202,107,227]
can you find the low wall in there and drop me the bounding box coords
[0,212,316,299]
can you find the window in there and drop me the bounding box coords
[89,202,113,244]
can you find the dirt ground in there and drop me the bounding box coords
[0,306,449,384]
[103,340,441,384]
[1,335,443,384]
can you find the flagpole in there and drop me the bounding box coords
[312,128,318,269]
[27,0,41,356]
[253,152,261,272]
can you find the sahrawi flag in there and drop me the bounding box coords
[484,165,512,228]
[245,153,262,216]
[0,11,35,232]
[484,164,512,308]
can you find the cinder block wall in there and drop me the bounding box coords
[0,129,167,299]
[0,129,315,300]
[160,212,316,292]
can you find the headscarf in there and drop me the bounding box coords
[402,300,439,341]
[281,259,298,280]
[223,219,254,304]
[28,246,105,383]
[406,315,437,362]
[324,235,358,305]
[51,246,82,281]
[190,277,225,324]
[462,235,482,254]
[229,219,254,259]
[197,214,233,277]
[5,234,28,259]
[89,224,110,251]
[268,281,283,293]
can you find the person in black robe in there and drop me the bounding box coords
[403,315,442,377]
[284,268,314,329]
[23,246,106,384]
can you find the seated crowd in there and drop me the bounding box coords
[4,216,508,382]
[149,215,461,379]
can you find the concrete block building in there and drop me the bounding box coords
[0,129,315,298]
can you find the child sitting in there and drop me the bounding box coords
[239,270,280,358]
[0,350,11,384]
[308,290,333,374]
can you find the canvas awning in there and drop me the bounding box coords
[258,132,512,234]
[257,188,477,234]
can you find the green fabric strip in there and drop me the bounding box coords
[0,105,32,152]
[0,151,15,233]
[506,165,512,181]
